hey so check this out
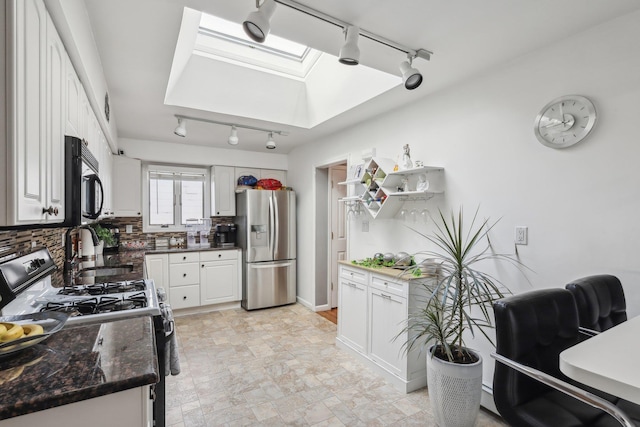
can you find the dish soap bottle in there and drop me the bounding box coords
[401,144,413,170]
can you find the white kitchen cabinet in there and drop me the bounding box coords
[0,386,152,427]
[199,250,240,305]
[211,165,235,216]
[369,287,407,377]
[168,252,200,309]
[65,54,81,138]
[336,263,431,393]
[144,254,168,289]
[112,156,142,217]
[1,0,66,226]
[338,277,368,354]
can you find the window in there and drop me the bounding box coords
[143,164,210,232]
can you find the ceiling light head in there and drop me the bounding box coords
[243,0,277,43]
[339,26,360,66]
[228,126,239,145]
[174,118,187,137]
[266,132,276,149]
[399,56,423,90]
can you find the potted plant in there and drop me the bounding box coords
[401,207,520,427]
[90,224,116,254]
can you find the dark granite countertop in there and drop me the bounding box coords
[0,316,158,420]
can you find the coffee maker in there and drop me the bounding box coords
[213,223,237,248]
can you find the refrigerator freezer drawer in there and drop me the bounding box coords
[243,260,296,310]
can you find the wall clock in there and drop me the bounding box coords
[533,95,596,149]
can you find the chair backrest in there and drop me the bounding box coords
[565,275,627,332]
[493,288,582,421]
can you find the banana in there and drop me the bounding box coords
[0,323,24,342]
[22,324,44,337]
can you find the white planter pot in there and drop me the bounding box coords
[426,345,483,427]
[95,240,104,255]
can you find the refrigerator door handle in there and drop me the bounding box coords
[269,194,275,258]
[273,193,280,259]
[250,262,293,269]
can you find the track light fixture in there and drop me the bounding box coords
[339,26,360,66]
[228,126,239,145]
[399,54,423,90]
[266,132,276,149]
[174,118,187,137]
[173,115,287,148]
[243,0,432,89]
[243,0,277,43]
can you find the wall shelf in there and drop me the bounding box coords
[339,157,444,219]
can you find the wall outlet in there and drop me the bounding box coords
[515,226,528,245]
[125,225,133,233]
[362,221,369,233]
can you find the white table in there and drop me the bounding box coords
[560,316,640,405]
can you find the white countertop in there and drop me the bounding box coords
[560,316,640,405]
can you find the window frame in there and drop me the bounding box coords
[142,163,211,233]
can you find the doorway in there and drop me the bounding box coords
[329,165,347,309]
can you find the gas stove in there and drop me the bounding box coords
[0,249,161,326]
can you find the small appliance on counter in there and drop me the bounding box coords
[213,223,237,248]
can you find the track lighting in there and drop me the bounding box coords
[173,115,287,147]
[399,54,423,90]
[228,126,239,145]
[174,118,187,137]
[339,26,360,66]
[243,0,277,43]
[266,132,276,149]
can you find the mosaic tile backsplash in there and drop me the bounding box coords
[0,216,236,270]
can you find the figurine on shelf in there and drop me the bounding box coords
[400,144,413,170]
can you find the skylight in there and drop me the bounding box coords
[196,12,321,79]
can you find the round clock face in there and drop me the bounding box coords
[534,95,596,149]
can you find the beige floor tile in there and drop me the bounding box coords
[167,304,508,427]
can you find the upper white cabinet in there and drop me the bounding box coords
[65,54,81,138]
[1,0,66,226]
[112,156,142,217]
[211,166,235,216]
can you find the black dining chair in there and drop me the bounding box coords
[566,274,627,333]
[492,288,640,427]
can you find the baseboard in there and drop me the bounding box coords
[313,303,330,312]
[296,296,313,309]
[481,384,499,415]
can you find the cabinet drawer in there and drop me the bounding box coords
[371,274,407,297]
[169,263,199,287]
[199,250,238,262]
[339,265,368,285]
[169,252,199,264]
[169,285,200,309]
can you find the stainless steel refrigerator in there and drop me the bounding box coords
[236,190,296,310]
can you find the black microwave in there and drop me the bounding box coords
[62,136,104,226]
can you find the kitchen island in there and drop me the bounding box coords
[0,316,158,426]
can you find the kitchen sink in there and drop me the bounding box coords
[76,265,134,278]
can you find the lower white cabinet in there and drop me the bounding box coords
[338,279,368,354]
[200,250,240,305]
[336,263,430,393]
[145,250,241,310]
[0,386,152,427]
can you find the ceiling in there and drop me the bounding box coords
[83,0,640,154]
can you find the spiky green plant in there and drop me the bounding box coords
[401,207,521,363]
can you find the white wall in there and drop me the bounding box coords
[119,137,288,170]
[288,9,640,391]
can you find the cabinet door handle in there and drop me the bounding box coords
[347,282,357,288]
[202,264,205,268]
[380,293,392,300]
[183,296,187,300]
[183,273,187,277]
[218,254,222,258]
[42,206,58,216]
[183,256,187,260]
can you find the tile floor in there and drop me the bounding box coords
[166,304,507,426]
